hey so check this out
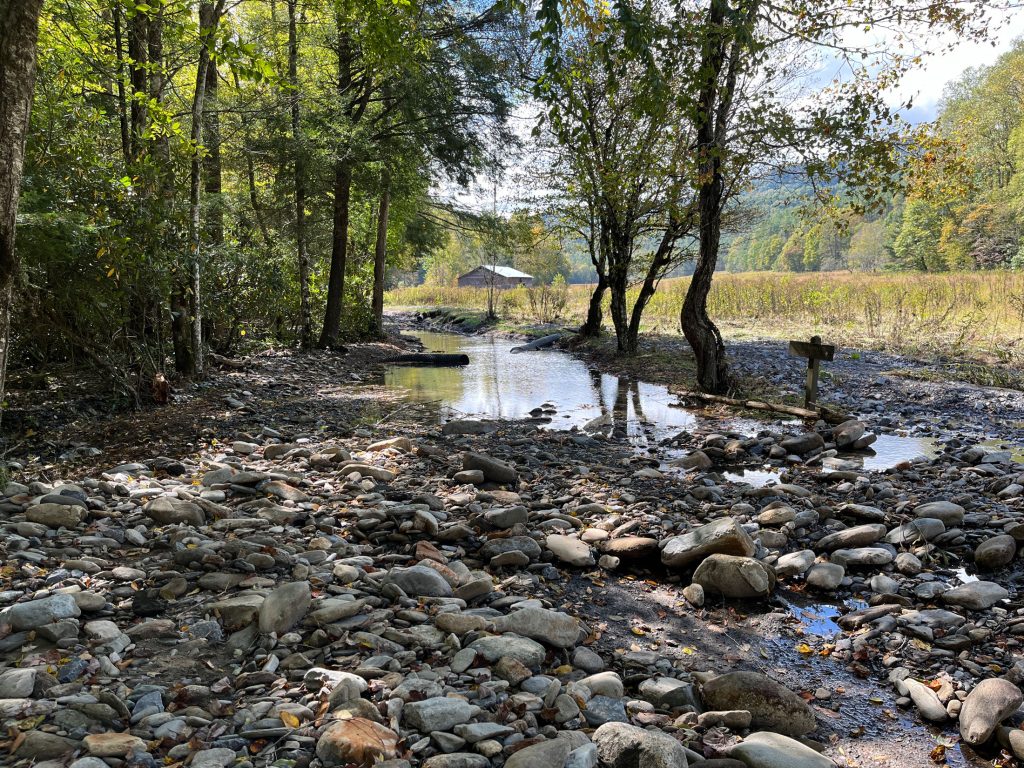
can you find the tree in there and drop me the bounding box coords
[288,0,313,349]
[0,0,45,420]
[663,0,1010,392]
[538,17,698,355]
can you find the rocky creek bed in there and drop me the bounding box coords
[2,336,1024,768]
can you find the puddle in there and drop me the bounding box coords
[981,438,1024,463]
[722,468,781,488]
[385,331,702,448]
[782,596,869,638]
[386,330,950,471]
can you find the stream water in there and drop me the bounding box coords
[384,331,944,476]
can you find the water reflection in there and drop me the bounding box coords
[385,331,698,447]
[384,331,952,471]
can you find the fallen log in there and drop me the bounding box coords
[510,333,563,354]
[672,389,849,424]
[387,352,469,366]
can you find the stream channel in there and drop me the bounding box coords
[382,329,1008,766]
[384,330,941,478]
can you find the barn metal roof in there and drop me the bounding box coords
[468,265,534,279]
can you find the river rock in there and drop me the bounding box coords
[385,565,454,597]
[701,671,815,736]
[546,534,595,567]
[902,678,948,722]
[601,536,660,559]
[914,500,965,525]
[26,502,85,528]
[0,668,36,698]
[942,581,1009,610]
[403,697,480,733]
[258,581,311,634]
[830,547,894,568]
[774,550,815,578]
[693,554,776,598]
[145,496,205,526]
[974,535,1016,571]
[461,452,517,484]
[316,718,400,765]
[83,732,147,756]
[662,518,756,568]
[15,731,79,760]
[468,634,546,667]
[816,524,886,551]
[491,607,580,648]
[885,518,945,545]
[959,678,1023,745]
[7,594,81,630]
[593,722,690,768]
[780,433,824,455]
[505,738,573,768]
[729,731,835,768]
[805,562,844,590]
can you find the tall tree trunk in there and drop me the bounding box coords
[681,0,741,394]
[0,0,45,426]
[605,221,631,354]
[127,8,148,162]
[318,27,356,350]
[203,61,222,246]
[319,160,351,348]
[185,0,224,377]
[111,4,131,166]
[371,170,391,338]
[288,0,312,349]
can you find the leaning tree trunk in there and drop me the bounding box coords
[578,211,606,338]
[680,0,738,394]
[682,189,729,393]
[579,273,607,338]
[0,0,45,426]
[371,170,391,338]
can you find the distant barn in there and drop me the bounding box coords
[457,265,534,289]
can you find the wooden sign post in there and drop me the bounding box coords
[788,335,835,410]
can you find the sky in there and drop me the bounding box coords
[887,13,1021,123]
[437,10,1023,215]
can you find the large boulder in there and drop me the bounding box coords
[662,518,755,569]
[593,722,689,768]
[701,671,815,736]
[693,555,776,599]
[960,678,1024,745]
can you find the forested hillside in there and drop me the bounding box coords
[724,41,1024,274]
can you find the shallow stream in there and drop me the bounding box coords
[384,330,943,475]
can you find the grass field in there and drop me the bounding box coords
[387,271,1024,366]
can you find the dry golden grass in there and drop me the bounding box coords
[387,271,1024,363]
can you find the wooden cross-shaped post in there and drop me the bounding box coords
[788,335,835,410]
